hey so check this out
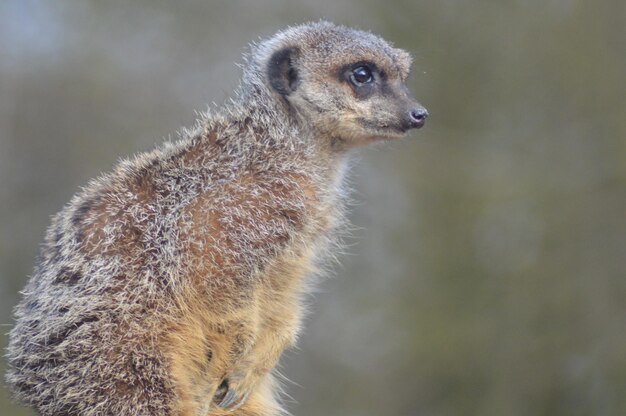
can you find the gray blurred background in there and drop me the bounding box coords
[1,1,625,415]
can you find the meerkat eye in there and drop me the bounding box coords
[350,66,374,86]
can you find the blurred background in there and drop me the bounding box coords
[1,1,625,415]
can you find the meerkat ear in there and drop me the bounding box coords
[267,47,300,96]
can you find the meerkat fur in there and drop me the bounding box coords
[6,21,427,416]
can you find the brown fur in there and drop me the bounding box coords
[6,21,426,415]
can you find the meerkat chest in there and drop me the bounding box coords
[256,163,347,309]
[181,159,346,290]
[253,194,339,353]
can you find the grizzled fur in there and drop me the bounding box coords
[6,21,426,416]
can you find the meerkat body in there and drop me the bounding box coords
[6,22,427,416]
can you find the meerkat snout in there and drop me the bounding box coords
[408,106,429,129]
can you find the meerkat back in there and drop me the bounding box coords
[6,21,427,416]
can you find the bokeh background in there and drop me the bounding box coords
[1,1,625,415]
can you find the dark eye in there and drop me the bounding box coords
[350,66,373,86]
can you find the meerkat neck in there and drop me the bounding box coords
[217,82,346,164]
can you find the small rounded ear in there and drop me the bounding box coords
[267,47,299,96]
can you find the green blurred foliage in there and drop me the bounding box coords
[1,1,624,415]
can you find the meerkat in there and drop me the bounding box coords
[6,21,427,416]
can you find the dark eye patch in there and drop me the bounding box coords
[350,66,373,85]
[339,61,380,82]
[339,61,382,99]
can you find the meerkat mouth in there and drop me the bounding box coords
[357,118,412,139]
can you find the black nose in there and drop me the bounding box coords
[408,107,429,128]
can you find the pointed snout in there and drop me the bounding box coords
[406,106,428,129]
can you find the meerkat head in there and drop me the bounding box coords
[250,21,427,148]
